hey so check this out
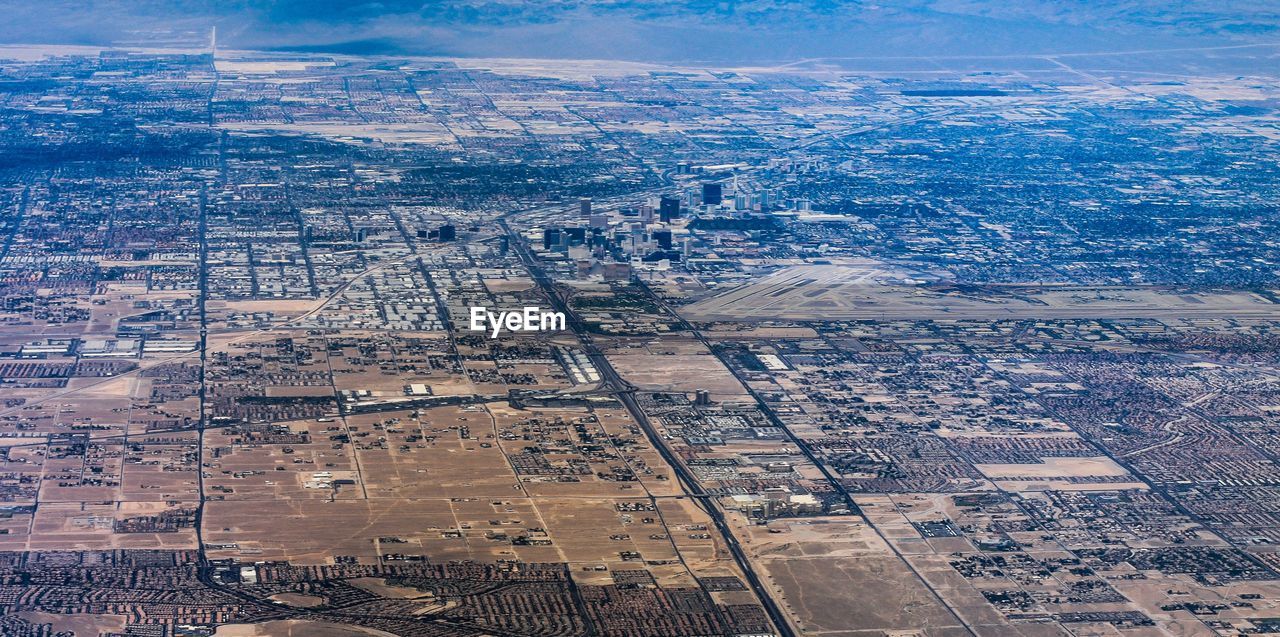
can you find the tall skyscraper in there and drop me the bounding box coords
[543,228,562,250]
[659,196,680,222]
[702,182,722,205]
[654,229,673,250]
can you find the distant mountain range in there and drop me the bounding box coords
[1,1,1277,62]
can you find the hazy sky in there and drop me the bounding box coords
[0,1,1275,63]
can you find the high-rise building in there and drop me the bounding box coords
[543,228,562,250]
[659,196,680,222]
[654,229,673,250]
[602,261,631,281]
[579,198,592,217]
[702,182,722,205]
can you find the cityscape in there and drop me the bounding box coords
[0,3,1278,636]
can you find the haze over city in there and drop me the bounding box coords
[5,1,1280,62]
[0,2,1276,636]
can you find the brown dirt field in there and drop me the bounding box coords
[761,553,961,634]
[269,593,325,608]
[348,577,434,599]
[17,611,127,636]
[202,499,463,563]
[605,339,749,399]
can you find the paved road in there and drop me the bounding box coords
[502,219,798,637]
[636,278,982,637]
